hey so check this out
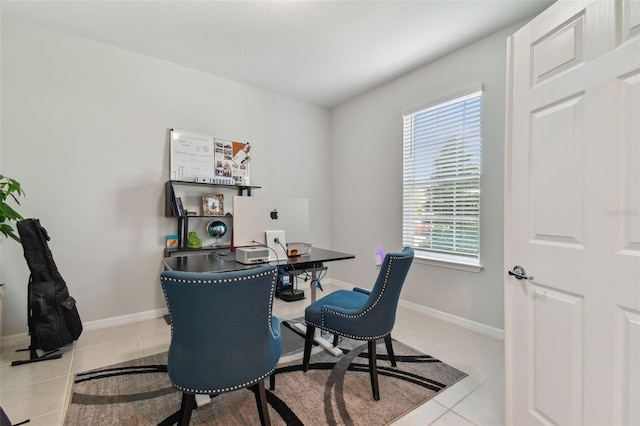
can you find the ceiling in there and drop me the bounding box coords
[1,0,554,108]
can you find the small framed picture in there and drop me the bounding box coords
[202,193,224,216]
[166,234,179,250]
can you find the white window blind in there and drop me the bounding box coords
[402,90,482,263]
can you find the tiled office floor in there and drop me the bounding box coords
[0,282,504,425]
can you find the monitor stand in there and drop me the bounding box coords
[265,230,287,261]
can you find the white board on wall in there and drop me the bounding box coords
[170,129,215,181]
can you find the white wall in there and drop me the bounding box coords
[329,23,524,330]
[1,15,526,337]
[0,17,331,336]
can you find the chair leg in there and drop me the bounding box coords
[179,393,195,426]
[302,324,315,372]
[269,372,275,390]
[368,340,380,401]
[253,380,271,426]
[384,334,397,367]
[332,333,339,347]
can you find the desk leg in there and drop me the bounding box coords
[292,322,342,356]
[310,278,316,303]
[309,269,317,303]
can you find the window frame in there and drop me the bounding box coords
[402,87,484,272]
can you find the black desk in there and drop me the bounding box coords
[162,248,354,355]
[162,247,355,303]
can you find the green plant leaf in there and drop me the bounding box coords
[0,174,25,243]
[0,223,21,242]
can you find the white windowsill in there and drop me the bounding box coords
[414,253,484,273]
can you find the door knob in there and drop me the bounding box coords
[508,265,533,281]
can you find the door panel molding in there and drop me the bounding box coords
[614,306,640,425]
[529,285,584,425]
[617,71,640,255]
[529,93,585,248]
[531,12,585,87]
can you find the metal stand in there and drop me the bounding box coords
[11,276,63,367]
[11,345,62,366]
[290,265,343,356]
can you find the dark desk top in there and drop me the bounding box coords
[162,247,355,273]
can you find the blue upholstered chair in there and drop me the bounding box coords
[161,265,282,426]
[302,247,414,400]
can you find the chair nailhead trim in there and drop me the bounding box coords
[171,365,277,394]
[313,252,411,339]
[305,322,390,341]
[267,272,278,338]
[161,269,274,285]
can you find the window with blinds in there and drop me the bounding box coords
[402,90,482,264]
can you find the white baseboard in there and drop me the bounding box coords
[82,308,169,331]
[1,308,169,349]
[330,279,504,340]
[2,282,505,347]
[399,299,504,340]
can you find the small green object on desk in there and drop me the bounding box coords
[187,231,202,249]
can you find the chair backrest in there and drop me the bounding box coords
[360,247,414,335]
[160,265,281,394]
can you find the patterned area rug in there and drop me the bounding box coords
[65,328,466,425]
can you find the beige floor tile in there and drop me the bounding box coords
[451,375,505,426]
[433,375,483,408]
[74,323,139,349]
[453,332,504,360]
[0,376,69,422]
[392,399,449,425]
[272,304,305,320]
[61,374,76,424]
[430,409,476,425]
[395,310,472,338]
[393,326,464,357]
[135,316,171,335]
[0,342,74,367]
[0,350,72,391]
[484,367,504,395]
[140,329,171,356]
[0,344,29,367]
[71,336,144,373]
[428,339,503,383]
[392,309,475,357]
[20,409,64,426]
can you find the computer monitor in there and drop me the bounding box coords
[232,196,309,253]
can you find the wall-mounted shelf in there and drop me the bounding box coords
[164,180,260,251]
[164,245,232,258]
[165,180,261,216]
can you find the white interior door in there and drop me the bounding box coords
[505,0,640,424]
